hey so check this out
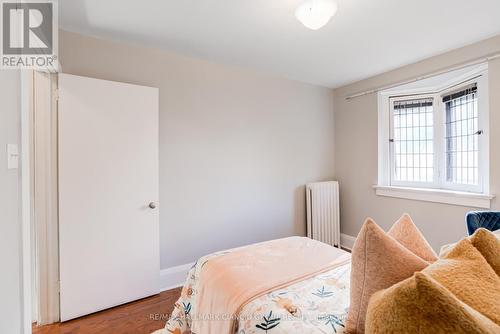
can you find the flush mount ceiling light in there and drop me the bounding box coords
[295,0,338,30]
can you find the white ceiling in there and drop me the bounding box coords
[60,0,500,88]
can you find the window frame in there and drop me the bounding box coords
[377,65,490,199]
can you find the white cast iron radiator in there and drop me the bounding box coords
[306,181,340,247]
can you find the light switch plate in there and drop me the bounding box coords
[7,144,19,169]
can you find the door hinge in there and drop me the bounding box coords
[53,88,59,101]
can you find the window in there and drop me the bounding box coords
[391,97,434,184]
[444,84,478,186]
[376,65,492,207]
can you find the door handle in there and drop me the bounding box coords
[148,202,156,209]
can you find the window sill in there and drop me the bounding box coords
[374,185,494,209]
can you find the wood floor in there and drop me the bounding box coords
[32,288,182,334]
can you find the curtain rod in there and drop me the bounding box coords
[345,52,500,100]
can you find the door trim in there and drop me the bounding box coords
[21,70,61,334]
[32,71,60,325]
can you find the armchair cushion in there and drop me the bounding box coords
[467,211,500,235]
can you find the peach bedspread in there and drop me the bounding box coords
[191,236,351,333]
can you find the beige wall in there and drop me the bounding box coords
[333,35,500,250]
[0,70,22,333]
[59,31,335,269]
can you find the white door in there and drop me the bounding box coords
[58,74,160,321]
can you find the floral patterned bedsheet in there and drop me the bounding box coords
[157,248,350,334]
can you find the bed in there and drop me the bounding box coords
[156,237,351,334]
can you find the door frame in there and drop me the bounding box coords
[32,71,60,326]
[20,70,61,334]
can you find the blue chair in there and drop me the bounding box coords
[466,211,500,235]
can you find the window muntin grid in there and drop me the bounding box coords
[392,98,434,183]
[444,85,479,186]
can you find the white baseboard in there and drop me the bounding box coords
[340,233,357,250]
[160,262,194,292]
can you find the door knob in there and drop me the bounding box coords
[148,202,156,209]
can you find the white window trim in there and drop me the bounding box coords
[373,185,494,209]
[376,63,494,208]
